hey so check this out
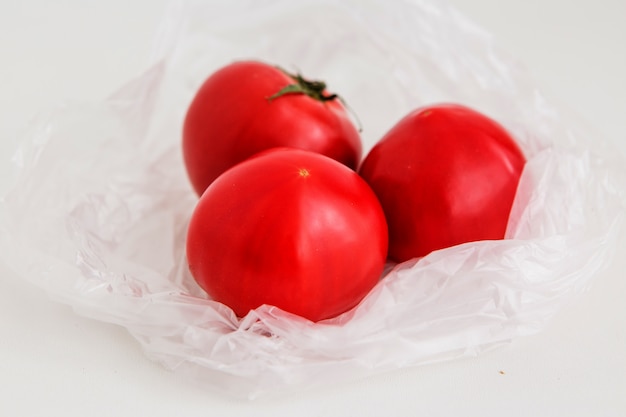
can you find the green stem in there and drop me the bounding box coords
[267,67,363,132]
[268,67,337,102]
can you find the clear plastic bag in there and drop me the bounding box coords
[1,0,625,399]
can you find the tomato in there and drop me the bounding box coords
[186,148,388,322]
[359,103,526,263]
[182,60,362,196]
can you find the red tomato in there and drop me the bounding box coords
[183,60,362,196]
[359,104,526,262]
[186,148,388,322]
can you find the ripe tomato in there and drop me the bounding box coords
[183,60,362,196]
[359,103,526,263]
[186,148,388,322]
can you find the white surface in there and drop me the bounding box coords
[1,0,624,415]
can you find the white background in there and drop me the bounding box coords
[1,0,625,415]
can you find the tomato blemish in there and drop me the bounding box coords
[298,168,310,178]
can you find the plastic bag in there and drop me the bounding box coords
[1,0,625,399]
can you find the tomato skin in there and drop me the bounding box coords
[183,60,362,196]
[186,148,388,322]
[359,104,526,263]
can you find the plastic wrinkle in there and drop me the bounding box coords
[1,0,625,399]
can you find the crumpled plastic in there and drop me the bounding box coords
[1,0,625,399]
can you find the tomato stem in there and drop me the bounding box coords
[268,67,363,132]
[268,67,337,102]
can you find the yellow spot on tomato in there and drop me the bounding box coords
[298,168,310,178]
